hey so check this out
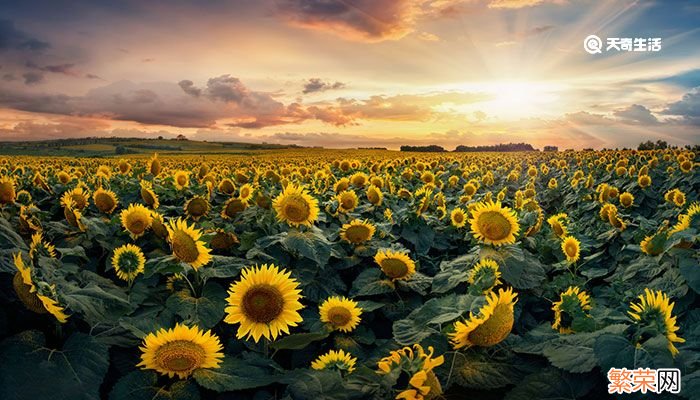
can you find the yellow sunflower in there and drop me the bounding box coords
[366,185,383,206]
[546,213,568,238]
[111,244,146,282]
[173,170,190,190]
[137,323,224,379]
[93,187,119,214]
[218,178,236,195]
[468,201,520,246]
[637,174,651,188]
[450,208,467,228]
[0,175,16,204]
[238,183,255,203]
[619,192,634,208]
[150,211,169,239]
[63,202,86,231]
[319,296,362,332]
[628,289,685,357]
[223,264,304,342]
[272,184,319,227]
[377,344,445,400]
[552,286,592,334]
[336,190,359,213]
[561,236,581,263]
[468,258,502,294]
[166,218,212,269]
[184,196,211,220]
[311,349,357,374]
[221,197,248,219]
[140,180,160,209]
[29,232,57,259]
[120,204,153,239]
[60,186,90,210]
[13,253,69,322]
[339,219,376,245]
[374,249,416,281]
[210,229,240,250]
[450,287,518,349]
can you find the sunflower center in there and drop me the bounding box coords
[552,222,564,236]
[242,284,285,323]
[177,176,187,186]
[327,306,352,327]
[565,242,577,257]
[283,196,310,222]
[341,196,355,210]
[345,225,370,243]
[368,190,380,204]
[127,215,147,234]
[171,230,200,263]
[142,189,156,205]
[95,193,115,212]
[477,211,512,241]
[468,303,514,347]
[72,194,87,209]
[381,258,409,279]
[155,340,205,373]
[454,213,464,223]
[187,198,208,216]
[224,199,246,217]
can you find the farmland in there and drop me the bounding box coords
[0,148,698,400]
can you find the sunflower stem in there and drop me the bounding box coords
[182,272,197,297]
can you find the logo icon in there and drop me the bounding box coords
[584,35,603,54]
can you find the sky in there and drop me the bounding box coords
[0,0,699,150]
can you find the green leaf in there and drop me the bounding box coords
[193,357,280,392]
[0,331,109,400]
[271,332,330,350]
[392,294,475,345]
[505,368,596,400]
[679,252,700,294]
[109,370,200,400]
[166,282,226,329]
[449,351,531,389]
[350,268,394,297]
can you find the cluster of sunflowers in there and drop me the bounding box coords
[0,147,698,400]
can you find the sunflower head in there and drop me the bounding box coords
[640,226,668,256]
[311,349,357,374]
[450,208,467,228]
[366,185,383,206]
[619,192,634,208]
[339,219,376,245]
[546,213,568,238]
[319,296,362,332]
[221,197,247,219]
[272,184,319,227]
[218,178,236,195]
[374,249,416,281]
[15,189,32,205]
[166,218,212,269]
[184,196,211,220]
[111,244,146,282]
[628,289,685,357]
[137,323,224,379]
[12,253,68,322]
[140,180,160,209]
[450,287,518,349]
[210,229,240,250]
[224,263,304,342]
[336,190,359,213]
[63,202,86,231]
[93,187,119,214]
[0,175,17,205]
[561,236,581,263]
[469,201,520,246]
[468,258,502,294]
[638,174,652,188]
[173,170,190,190]
[120,204,153,239]
[29,232,57,259]
[238,183,255,203]
[552,286,592,334]
[377,344,445,400]
[60,187,90,210]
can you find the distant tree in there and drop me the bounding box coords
[400,145,446,152]
[115,145,128,155]
[543,145,558,152]
[454,142,536,152]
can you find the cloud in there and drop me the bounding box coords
[0,19,50,52]
[22,71,44,85]
[178,80,202,97]
[26,61,79,77]
[487,0,560,9]
[613,104,659,124]
[662,87,700,125]
[302,78,345,94]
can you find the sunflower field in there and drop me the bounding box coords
[0,149,698,400]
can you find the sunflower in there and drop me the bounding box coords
[0,175,16,204]
[173,170,190,190]
[63,202,86,231]
[221,197,248,219]
[468,258,502,294]
[619,192,634,208]
[673,191,686,207]
[375,249,416,281]
[148,154,162,176]
[561,236,581,263]
[13,253,69,322]
[56,170,72,184]
[223,264,304,342]
[111,244,146,282]
[679,159,693,173]
[93,187,119,214]
[450,208,467,228]
[238,183,255,203]
[637,174,651,188]
[319,296,362,332]
[377,344,445,400]
[184,195,211,220]
[15,189,32,205]
[552,286,592,334]
[150,211,169,239]
[366,185,383,206]
[311,349,357,374]
[166,218,212,269]
[339,219,376,245]
[450,287,518,349]
[210,229,240,250]
[137,323,224,379]
[628,289,685,356]
[336,190,359,213]
[29,232,57,259]
[60,186,90,210]
[120,204,153,239]
[272,184,319,227]
[468,201,520,246]
[546,213,568,238]
[140,180,160,209]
